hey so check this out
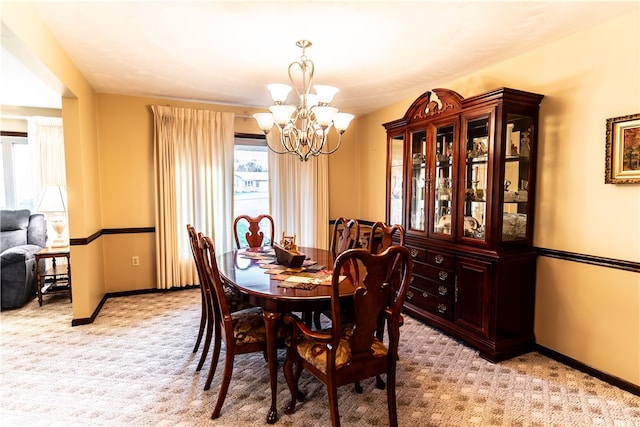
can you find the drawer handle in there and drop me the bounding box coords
[407,290,414,300]
[422,292,429,298]
[410,248,418,258]
[438,271,448,281]
[410,276,415,284]
[437,303,447,314]
[434,254,444,264]
[438,285,447,296]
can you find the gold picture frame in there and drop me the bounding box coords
[605,113,640,184]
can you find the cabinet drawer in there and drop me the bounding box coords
[407,246,426,262]
[413,262,455,285]
[426,250,454,269]
[411,274,454,302]
[406,286,454,321]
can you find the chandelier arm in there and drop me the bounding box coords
[265,135,298,156]
[306,128,327,155]
[265,136,305,162]
[282,127,302,153]
[264,126,301,156]
[313,133,344,156]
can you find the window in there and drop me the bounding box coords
[233,135,270,247]
[234,135,269,218]
[0,133,36,210]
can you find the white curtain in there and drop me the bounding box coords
[268,132,330,250]
[29,117,67,247]
[151,105,234,289]
[28,116,66,190]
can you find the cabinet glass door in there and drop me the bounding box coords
[388,134,404,226]
[409,130,427,231]
[502,113,533,241]
[432,124,455,236]
[463,116,489,241]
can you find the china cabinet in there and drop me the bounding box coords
[384,87,544,361]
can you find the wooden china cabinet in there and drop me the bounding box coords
[384,87,544,362]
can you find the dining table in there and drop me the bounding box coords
[216,246,355,424]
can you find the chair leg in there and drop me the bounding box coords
[313,311,322,329]
[386,369,398,427]
[301,311,313,328]
[211,346,235,419]
[354,381,363,393]
[204,324,222,391]
[193,287,207,353]
[327,384,341,427]
[196,306,213,371]
[283,353,305,415]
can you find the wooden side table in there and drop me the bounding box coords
[35,246,72,306]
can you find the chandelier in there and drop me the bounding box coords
[253,40,354,162]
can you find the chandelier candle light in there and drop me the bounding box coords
[253,40,354,162]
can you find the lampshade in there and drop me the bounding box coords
[37,185,67,213]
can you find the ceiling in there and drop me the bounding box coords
[2,1,638,116]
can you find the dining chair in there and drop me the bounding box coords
[282,246,413,427]
[361,221,406,392]
[186,224,252,373]
[233,214,275,249]
[199,234,285,419]
[312,218,361,328]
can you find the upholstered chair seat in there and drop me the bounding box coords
[229,306,287,345]
[294,326,387,373]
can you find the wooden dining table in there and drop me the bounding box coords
[216,246,355,424]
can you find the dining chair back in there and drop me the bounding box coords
[313,217,360,329]
[368,222,405,254]
[187,224,252,374]
[199,234,275,419]
[233,214,275,249]
[187,224,212,370]
[283,246,413,427]
[330,217,360,258]
[364,222,406,391]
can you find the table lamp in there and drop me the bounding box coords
[37,185,68,247]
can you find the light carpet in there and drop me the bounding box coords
[1,289,638,427]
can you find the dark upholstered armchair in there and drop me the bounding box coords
[1,210,47,309]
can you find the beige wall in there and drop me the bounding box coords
[95,94,279,291]
[3,3,638,387]
[355,11,640,386]
[2,2,104,321]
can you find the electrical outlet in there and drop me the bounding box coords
[131,256,140,267]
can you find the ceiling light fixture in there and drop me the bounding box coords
[253,40,354,162]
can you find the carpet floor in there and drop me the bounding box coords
[1,289,638,426]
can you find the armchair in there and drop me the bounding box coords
[1,209,47,309]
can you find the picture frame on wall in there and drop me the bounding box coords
[605,113,640,184]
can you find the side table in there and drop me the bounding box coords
[35,246,72,306]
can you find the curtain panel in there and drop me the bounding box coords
[28,117,67,247]
[28,116,66,190]
[151,105,234,289]
[267,132,329,250]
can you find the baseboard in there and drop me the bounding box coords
[535,344,640,397]
[70,285,199,326]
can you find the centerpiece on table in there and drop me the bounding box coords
[273,232,306,267]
